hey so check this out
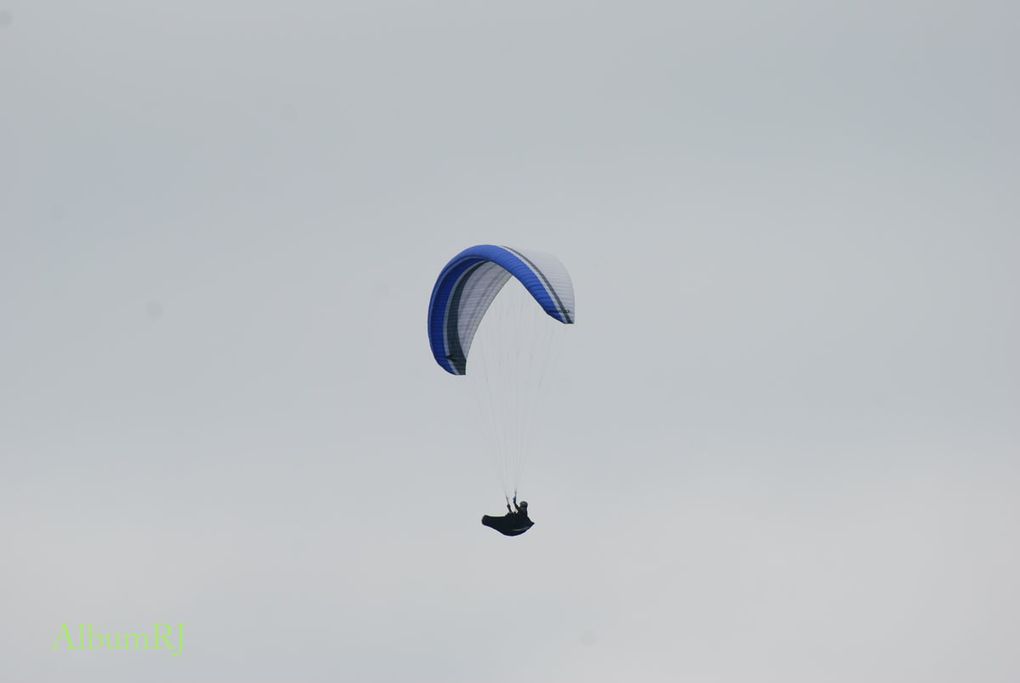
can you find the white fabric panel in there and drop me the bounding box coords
[456,262,512,362]
[511,248,575,322]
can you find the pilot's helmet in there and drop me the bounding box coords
[518,500,528,511]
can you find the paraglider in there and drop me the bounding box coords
[482,494,533,537]
[426,245,574,537]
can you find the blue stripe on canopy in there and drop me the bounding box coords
[427,244,571,375]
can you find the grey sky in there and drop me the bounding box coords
[2,1,1019,681]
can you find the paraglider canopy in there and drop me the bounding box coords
[427,245,575,375]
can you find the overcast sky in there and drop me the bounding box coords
[2,1,1019,681]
